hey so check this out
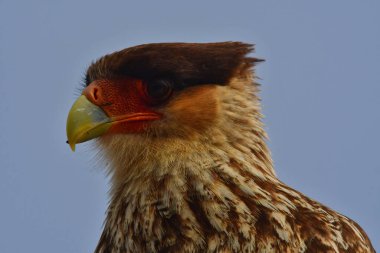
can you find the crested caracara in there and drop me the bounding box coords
[66,42,375,253]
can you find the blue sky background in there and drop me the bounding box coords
[1,1,379,252]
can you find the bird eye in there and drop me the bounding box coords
[144,79,173,105]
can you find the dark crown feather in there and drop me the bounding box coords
[86,42,262,88]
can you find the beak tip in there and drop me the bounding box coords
[67,140,76,152]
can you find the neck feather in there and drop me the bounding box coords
[95,76,280,252]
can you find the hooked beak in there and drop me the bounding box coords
[66,95,161,152]
[66,95,111,151]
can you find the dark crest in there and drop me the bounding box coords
[85,42,262,88]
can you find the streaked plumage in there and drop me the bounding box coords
[67,42,375,253]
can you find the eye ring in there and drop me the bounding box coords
[143,79,173,105]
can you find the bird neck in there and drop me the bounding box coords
[94,76,282,252]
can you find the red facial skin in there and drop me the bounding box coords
[82,78,161,134]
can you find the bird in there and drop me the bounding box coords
[66,42,375,253]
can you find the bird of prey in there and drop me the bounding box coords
[66,42,375,253]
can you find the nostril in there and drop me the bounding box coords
[92,87,99,101]
[83,84,103,105]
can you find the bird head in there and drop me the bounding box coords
[66,42,272,185]
[67,42,262,149]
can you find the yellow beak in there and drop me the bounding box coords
[66,95,112,151]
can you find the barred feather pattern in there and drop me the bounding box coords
[94,75,375,253]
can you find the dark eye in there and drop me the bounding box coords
[144,79,173,105]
